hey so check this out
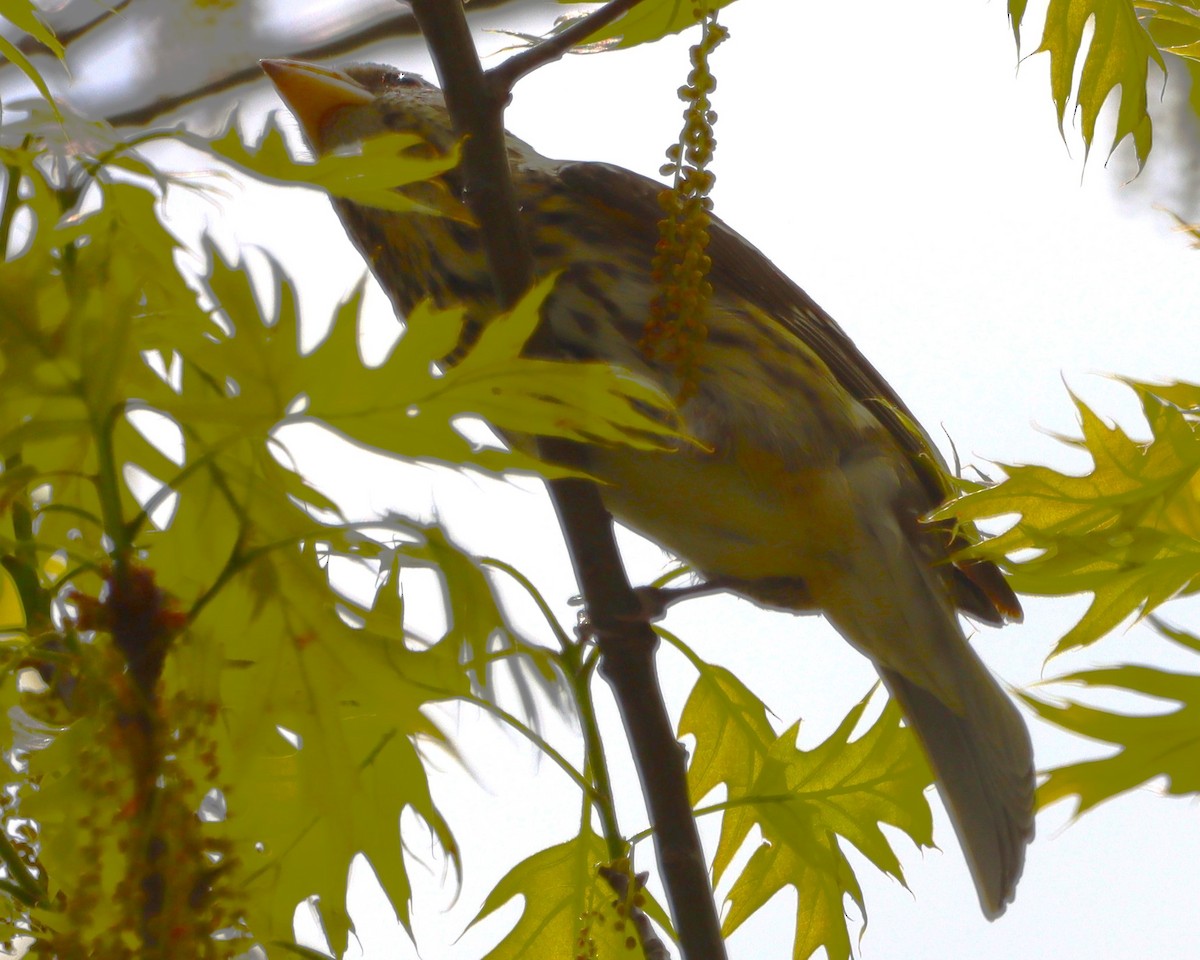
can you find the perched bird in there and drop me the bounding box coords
[261,58,1035,918]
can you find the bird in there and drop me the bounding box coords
[260,57,1036,918]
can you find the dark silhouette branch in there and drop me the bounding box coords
[13,0,133,58]
[105,61,272,130]
[98,0,524,129]
[408,2,727,958]
[488,0,646,92]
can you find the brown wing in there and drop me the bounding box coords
[556,160,1020,624]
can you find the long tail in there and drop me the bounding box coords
[816,467,1036,917]
[880,660,1034,918]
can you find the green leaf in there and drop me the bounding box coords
[0,36,61,123]
[1023,657,1200,814]
[433,275,684,451]
[680,669,933,960]
[941,380,1200,652]
[286,271,685,475]
[184,536,466,953]
[0,172,208,575]
[1151,615,1200,653]
[1014,0,1167,166]
[466,827,649,960]
[1139,1,1200,62]
[1010,0,1033,50]
[0,564,24,632]
[0,0,64,58]
[192,117,464,214]
[0,0,63,123]
[169,243,681,502]
[679,663,775,880]
[558,0,739,49]
[398,524,516,685]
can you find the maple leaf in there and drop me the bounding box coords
[191,115,464,215]
[555,0,738,48]
[1010,0,1166,167]
[1024,621,1200,814]
[467,828,670,960]
[941,380,1200,653]
[680,666,933,960]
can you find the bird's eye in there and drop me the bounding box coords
[344,63,427,94]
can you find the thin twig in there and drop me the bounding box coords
[565,644,625,860]
[105,62,273,130]
[12,0,133,58]
[105,9,423,129]
[101,0,523,129]
[487,0,651,92]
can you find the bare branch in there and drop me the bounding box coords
[488,0,650,93]
[100,0,523,129]
[12,0,133,58]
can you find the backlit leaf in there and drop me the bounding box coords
[1010,0,1166,166]
[467,828,650,960]
[680,667,933,960]
[557,0,739,49]
[1139,1,1200,62]
[194,118,463,214]
[941,380,1200,653]
[1024,651,1200,813]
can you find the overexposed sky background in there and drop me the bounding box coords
[181,1,1200,957]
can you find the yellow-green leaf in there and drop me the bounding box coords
[1023,656,1200,814]
[941,380,1200,652]
[192,538,466,951]
[0,0,64,59]
[558,0,739,49]
[0,564,24,633]
[680,668,933,960]
[192,118,463,214]
[1013,0,1167,166]
[1139,1,1200,63]
[289,272,684,475]
[0,0,63,124]
[466,828,649,960]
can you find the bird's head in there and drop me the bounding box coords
[260,59,455,158]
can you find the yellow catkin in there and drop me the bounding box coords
[641,4,729,402]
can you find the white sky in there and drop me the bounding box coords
[198,1,1200,958]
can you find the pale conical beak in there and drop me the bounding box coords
[260,58,373,152]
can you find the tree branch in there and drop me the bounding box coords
[487,0,648,92]
[408,3,727,958]
[13,0,132,58]
[100,0,525,129]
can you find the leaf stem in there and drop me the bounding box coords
[457,690,596,800]
[565,643,626,861]
[481,556,575,651]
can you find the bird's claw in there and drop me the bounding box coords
[572,580,728,641]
